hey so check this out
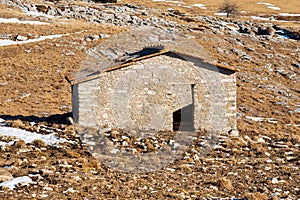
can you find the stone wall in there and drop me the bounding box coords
[73,53,237,133]
[72,79,98,127]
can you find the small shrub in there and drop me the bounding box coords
[219,0,239,17]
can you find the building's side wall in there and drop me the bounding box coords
[72,84,79,122]
[221,72,237,132]
[73,79,98,127]
[74,55,237,133]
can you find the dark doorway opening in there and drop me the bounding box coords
[172,85,194,132]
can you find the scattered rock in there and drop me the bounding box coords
[99,34,110,39]
[63,187,77,193]
[13,140,26,149]
[11,120,25,129]
[32,139,47,148]
[39,169,54,176]
[66,117,74,125]
[218,177,233,190]
[14,35,28,42]
[258,26,276,36]
[292,63,300,69]
[228,129,239,137]
[244,192,268,200]
[85,35,100,42]
[39,194,48,198]
[0,34,13,39]
[0,169,13,182]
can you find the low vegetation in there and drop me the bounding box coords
[219,0,239,17]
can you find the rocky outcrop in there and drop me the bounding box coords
[2,0,299,41]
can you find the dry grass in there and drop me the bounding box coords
[0,4,26,18]
[0,9,122,116]
[0,19,119,37]
[125,0,300,15]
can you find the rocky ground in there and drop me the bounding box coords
[0,0,299,199]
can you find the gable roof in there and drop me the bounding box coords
[66,46,238,85]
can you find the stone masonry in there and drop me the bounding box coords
[71,52,237,134]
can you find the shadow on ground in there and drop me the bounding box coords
[0,112,72,124]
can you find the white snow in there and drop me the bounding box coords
[257,2,281,11]
[192,4,207,9]
[0,118,5,123]
[279,13,300,16]
[0,176,33,190]
[268,6,281,11]
[251,16,272,21]
[25,11,55,18]
[0,34,66,47]
[257,2,272,6]
[250,16,299,23]
[245,116,278,123]
[0,127,73,146]
[214,12,227,16]
[219,21,239,31]
[0,17,49,25]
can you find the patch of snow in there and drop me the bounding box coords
[212,144,223,149]
[214,12,227,16]
[250,16,299,23]
[25,11,55,18]
[0,176,33,190]
[257,2,273,6]
[279,13,300,16]
[276,30,296,39]
[245,116,263,122]
[219,21,239,31]
[267,6,281,11]
[0,141,7,146]
[257,2,281,11]
[63,187,77,193]
[0,18,49,25]
[287,124,300,127]
[0,127,74,146]
[0,30,85,47]
[251,16,274,21]
[0,118,5,123]
[0,34,66,47]
[192,4,207,9]
[245,116,278,123]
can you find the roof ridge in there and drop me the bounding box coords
[65,49,238,85]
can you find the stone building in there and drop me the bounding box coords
[66,46,238,134]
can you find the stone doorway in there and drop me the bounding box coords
[172,85,194,131]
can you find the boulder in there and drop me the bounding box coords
[15,35,28,41]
